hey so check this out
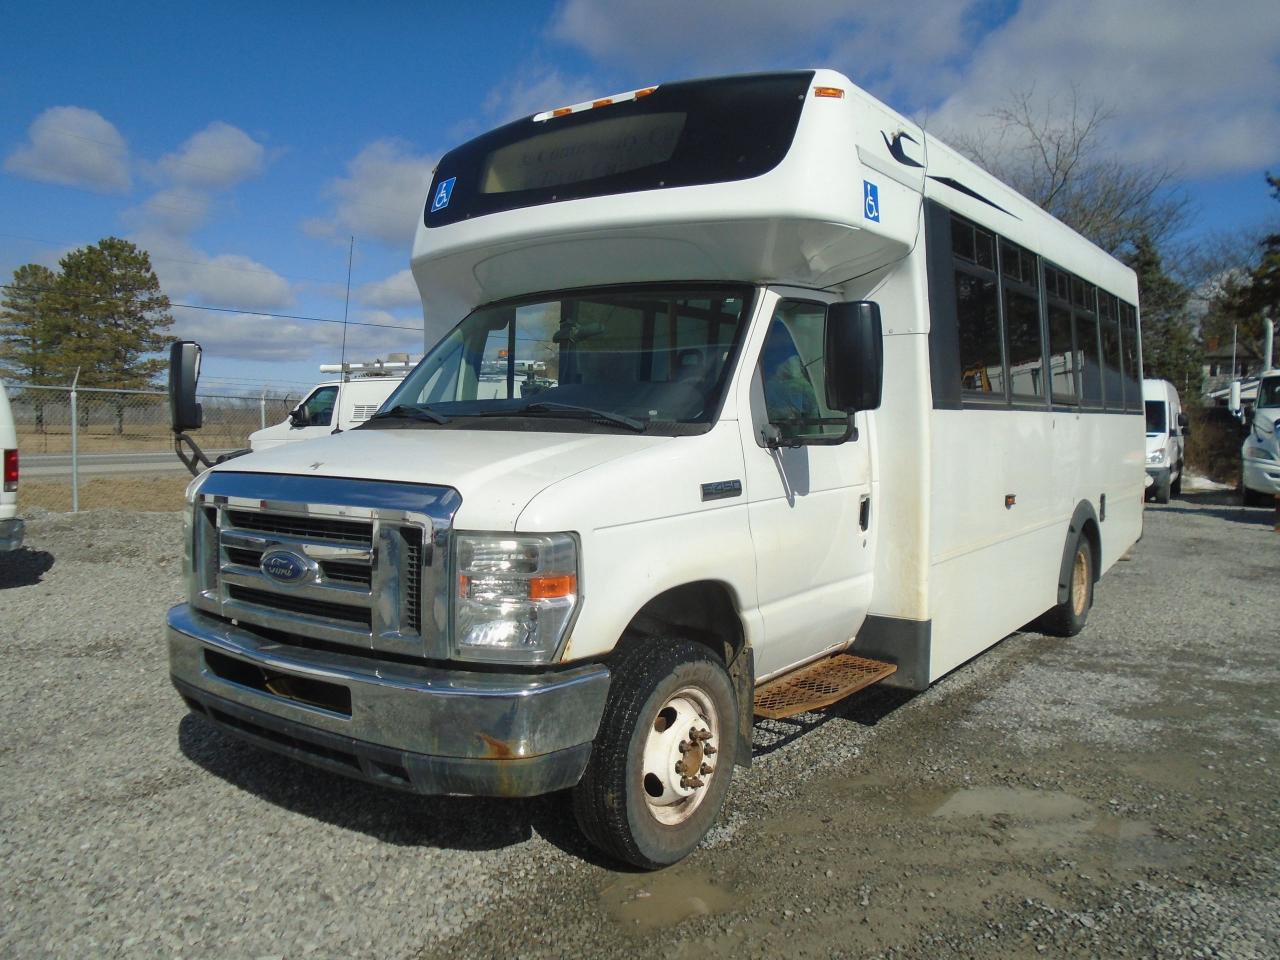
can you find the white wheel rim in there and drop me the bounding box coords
[640,685,721,826]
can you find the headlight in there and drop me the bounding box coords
[1147,450,1165,465]
[452,532,579,664]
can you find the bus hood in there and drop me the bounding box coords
[207,427,673,530]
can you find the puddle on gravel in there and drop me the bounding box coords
[928,786,1090,820]
[600,870,734,932]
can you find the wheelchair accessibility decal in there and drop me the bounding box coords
[431,177,457,213]
[863,180,880,222]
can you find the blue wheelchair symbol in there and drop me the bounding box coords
[431,177,457,213]
[863,180,880,222]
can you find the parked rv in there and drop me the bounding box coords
[165,69,1145,868]
[248,358,417,451]
[1241,370,1280,506]
[1143,378,1187,503]
[0,379,23,551]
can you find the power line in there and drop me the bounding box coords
[0,281,425,332]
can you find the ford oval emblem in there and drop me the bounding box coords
[261,549,308,584]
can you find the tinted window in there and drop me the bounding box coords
[1145,400,1167,434]
[1044,265,1077,404]
[426,72,812,227]
[956,272,1004,397]
[1100,304,1124,410]
[1119,302,1142,411]
[1079,295,1107,407]
[1001,239,1044,402]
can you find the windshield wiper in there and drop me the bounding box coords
[366,404,450,425]
[518,401,646,432]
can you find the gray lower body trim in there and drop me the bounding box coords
[0,517,24,552]
[167,603,610,796]
[852,615,931,691]
[175,679,593,797]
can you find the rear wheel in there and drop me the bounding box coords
[572,639,737,870]
[1036,535,1094,637]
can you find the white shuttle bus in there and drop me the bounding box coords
[166,70,1145,868]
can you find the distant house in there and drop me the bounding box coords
[1202,337,1265,397]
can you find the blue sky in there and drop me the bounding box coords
[2,0,1277,396]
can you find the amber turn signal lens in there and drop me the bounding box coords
[528,574,577,600]
[814,86,845,98]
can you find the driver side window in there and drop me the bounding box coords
[297,386,339,426]
[759,301,845,442]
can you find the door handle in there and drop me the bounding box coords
[859,495,871,531]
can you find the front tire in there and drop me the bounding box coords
[1036,535,1094,637]
[1243,484,1273,507]
[572,639,738,870]
[1170,463,1182,497]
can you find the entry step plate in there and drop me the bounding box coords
[753,653,898,720]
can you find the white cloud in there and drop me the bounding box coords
[547,0,980,100]
[157,121,266,189]
[929,0,1280,178]
[170,306,334,362]
[132,230,293,310]
[357,268,419,309]
[125,186,212,238]
[316,140,435,247]
[483,67,603,125]
[4,106,131,193]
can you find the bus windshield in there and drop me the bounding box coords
[425,72,811,227]
[375,285,753,434]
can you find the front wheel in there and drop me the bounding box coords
[572,639,738,869]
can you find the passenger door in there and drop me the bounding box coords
[737,293,876,680]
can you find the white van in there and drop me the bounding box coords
[165,70,1145,869]
[1241,370,1280,506]
[248,362,415,452]
[1143,378,1187,503]
[1,379,24,551]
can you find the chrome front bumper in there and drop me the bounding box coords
[0,517,24,552]
[168,603,611,796]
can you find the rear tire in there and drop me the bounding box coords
[1036,535,1094,637]
[572,639,737,870]
[1243,484,1272,507]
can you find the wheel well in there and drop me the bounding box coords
[618,581,746,666]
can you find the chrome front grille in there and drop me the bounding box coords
[188,472,462,660]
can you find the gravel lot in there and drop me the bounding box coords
[1,489,1277,959]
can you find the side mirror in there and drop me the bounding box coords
[825,302,883,413]
[168,341,203,432]
[288,407,305,428]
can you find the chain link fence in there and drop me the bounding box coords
[9,383,298,512]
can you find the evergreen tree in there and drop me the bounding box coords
[1202,174,1280,370]
[50,237,174,388]
[1124,234,1203,398]
[0,263,60,382]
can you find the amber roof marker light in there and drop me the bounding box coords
[814,86,845,99]
[534,85,661,122]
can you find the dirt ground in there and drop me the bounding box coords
[21,474,190,512]
[419,488,1280,960]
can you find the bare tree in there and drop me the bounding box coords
[947,88,1190,256]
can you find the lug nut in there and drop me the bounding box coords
[674,760,686,774]
[704,745,718,756]
[700,763,713,775]
[678,740,691,752]
[688,776,705,789]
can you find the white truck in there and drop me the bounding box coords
[166,69,1144,868]
[1241,370,1280,506]
[0,379,23,551]
[1142,378,1188,503]
[248,358,418,451]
